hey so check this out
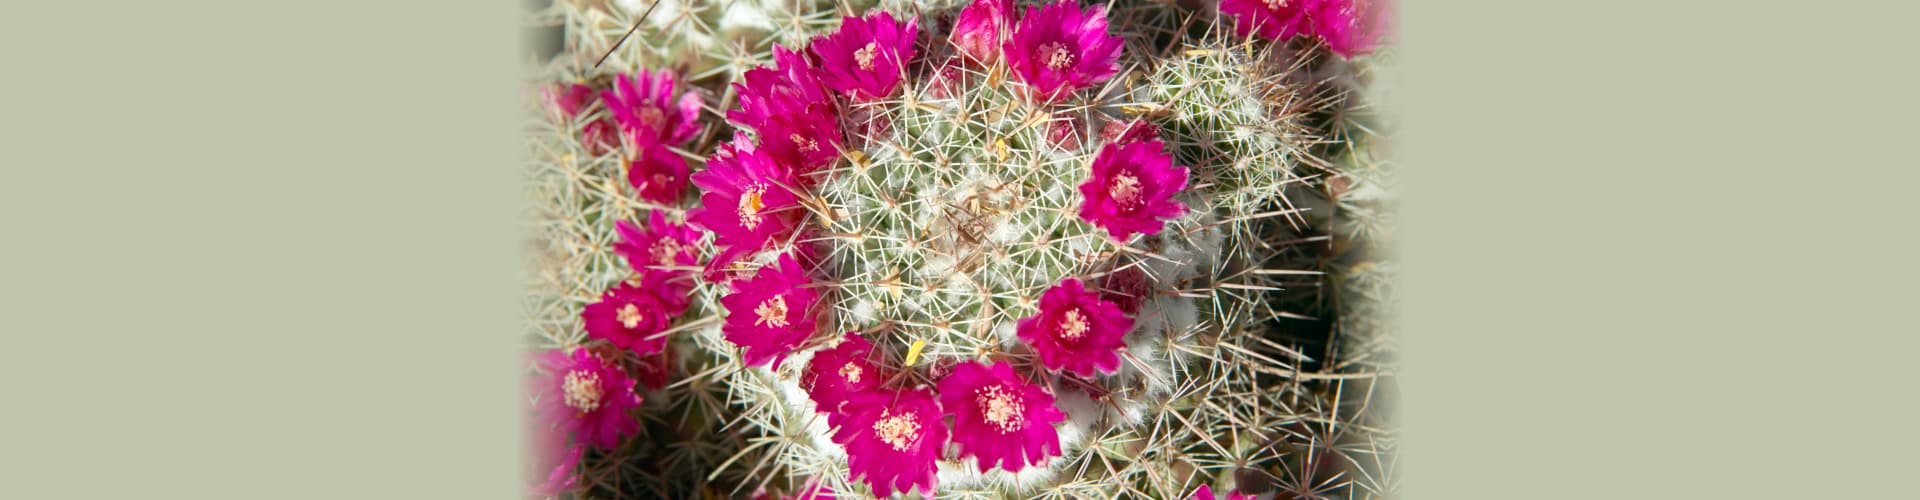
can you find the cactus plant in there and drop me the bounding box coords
[523,0,1397,498]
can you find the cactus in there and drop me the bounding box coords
[524,0,1397,498]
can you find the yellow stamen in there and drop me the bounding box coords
[754,295,790,327]
[562,370,604,413]
[617,303,644,329]
[839,362,863,384]
[791,133,819,153]
[977,385,1025,433]
[649,239,681,267]
[1109,172,1144,206]
[1041,42,1074,70]
[873,410,922,452]
[738,184,767,230]
[1058,309,1089,340]
[854,42,880,71]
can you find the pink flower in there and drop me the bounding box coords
[1219,0,1313,42]
[1077,140,1189,240]
[542,83,618,155]
[1099,117,1162,145]
[624,136,691,204]
[812,11,920,101]
[688,141,803,272]
[719,253,820,368]
[1311,0,1393,57]
[526,419,582,498]
[938,361,1067,472]
[1191,485,1257,500]
[949,0,1012,65]
[582,281,682,356]
[534,348,642,450]
[1016,278,1132,376]
[833,388,947,498]
[1004,0,1124,103]
[730,46,846,176]
[802,333,887,415]
[601,69,704,146]
[613,211,701,298]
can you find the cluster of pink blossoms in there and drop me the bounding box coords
[677,0,1192,496]
[946,0,1126,102]
[800,331,1067,497]
[1219,0,1395,56]
[531,69,712,496]
[543,70,706,204]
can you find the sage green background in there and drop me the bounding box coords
[2,0,1915,498]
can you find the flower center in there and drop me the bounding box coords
[737,184,767,230]
[977,384,1025,433]
[1264,0,1288,11]
[854,42,880,71]
[1040,42,1074,70]
[754,294,790,327]
[617,303,645,329]
[872,410,922,452]
[649,239,681,267]
[1109,172,1144,207]
[839,362,863,384]
[791,133,819,153]
[639,107,666,131]
[1057,309,1089,341]
[562,370,604,413]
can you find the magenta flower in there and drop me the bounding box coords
[1191,485,1257,500]
[527,418,582,498]
[688,141,802,269]
[1004,0,1124,103]
[1311,0,1393,57]
[949,0,1012,65]
[1077,140,1189,240]
[625,136,691,204]
[1016,278,1132,376]
[719,253,820,368]
[601,69,704,146]
[1219,0,1313,42]
[812,11,919,101]
[613,211,701,297]
[1099,117,1162,146]
[541,83,618,155]
[938,361,1067,472]
[833,388,947,498]
[802,333,886,415]
[582,281,682,356]
[534,348,641,450]
[731,46,846,175]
